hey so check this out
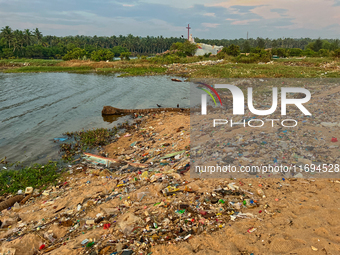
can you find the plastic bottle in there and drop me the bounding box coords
[257,189,266,198]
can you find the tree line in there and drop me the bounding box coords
[1,26,339,60]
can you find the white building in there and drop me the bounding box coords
[195,43,224,56]
[189,34,223,56]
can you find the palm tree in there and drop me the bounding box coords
[24,29,33,46]
[12,30,23,53]
[34,28,43,45]
[0,26,13,48]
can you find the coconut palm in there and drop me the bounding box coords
[0,26,13,48]
[34,28,43,45]
[24,29,33,46]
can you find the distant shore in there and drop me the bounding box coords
[1,57,340,78]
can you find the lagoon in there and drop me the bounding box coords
[0,73,191,164]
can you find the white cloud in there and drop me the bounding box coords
[231,19,260,25]
[122,4,135,7]
[203,12,215,17]
[202,23,220,28]
[208,0,340,31]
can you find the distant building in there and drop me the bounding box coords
[195,43,224,56]
[188,33,223,56]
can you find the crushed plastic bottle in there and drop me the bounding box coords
[257,189,266,198]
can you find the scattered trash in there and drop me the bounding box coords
[171,78,182,82]
[53,137,68,142]
[247,227,257,233]
[25,187,33,194]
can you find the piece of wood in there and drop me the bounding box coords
[0,195,24,211]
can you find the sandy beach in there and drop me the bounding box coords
[1,108,340,255]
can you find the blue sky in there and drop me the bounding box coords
[1,0,340,39]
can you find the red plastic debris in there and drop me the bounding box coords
[199,210,207,216]
[247,227,256,233]
[39,244,46,250]
[331,137,338,142]
[103,223,111,229]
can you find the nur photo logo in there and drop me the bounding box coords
[199,83,312,128]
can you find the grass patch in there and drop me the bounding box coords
[96,66,167,77]
[3,66,93,73]
[0,161,61,195]
[190,62,340,78]
[0,58,60,67]
[274,57,334,64]
[2,57,339,78]
[60,128,118,161]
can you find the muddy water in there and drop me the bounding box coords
[0,73,191,164]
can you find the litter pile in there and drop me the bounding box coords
[0,148,267,254]
[2,79,340,254]
[190,79,340,179]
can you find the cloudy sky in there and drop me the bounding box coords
[1,0,340,39]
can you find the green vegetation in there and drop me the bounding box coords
[1,25,340,61]
[333,49,340,58]
[2,56,340,79]
[0,26,183,59]
[62,47,88,60]
[169,40,198,56]
[0,161,61,195]
[91,49,115,61]
[190,62,340,78]
[60,128,118,161]
[120,52,131,60]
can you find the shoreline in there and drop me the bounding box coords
[1,111,340,254]
[1,57,340,78]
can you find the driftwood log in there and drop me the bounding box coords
[0,195,24,211]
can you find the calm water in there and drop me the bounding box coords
[0,73,191,164]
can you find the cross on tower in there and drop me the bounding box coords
[186,24,191,40]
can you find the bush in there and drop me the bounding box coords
[62,48,88,60]
[234,54,258,63]
[224,44,240,56]
[111,46,128,57]
[234,50,271,63]
[216,51,227,59]
[1,48,14,58]
[219,44,240,57]
[170,41,198,57]
[91,49,114,61]
[120,52,131,60]
[318,49,329,57]
[250,47,263,54]
[288,48,303,57]
[302,48,316,57]
[332,49,340,58]
[272,48,287,57]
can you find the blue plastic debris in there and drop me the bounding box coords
[54,137,67,142]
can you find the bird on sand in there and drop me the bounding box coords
[156,104,161,107]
